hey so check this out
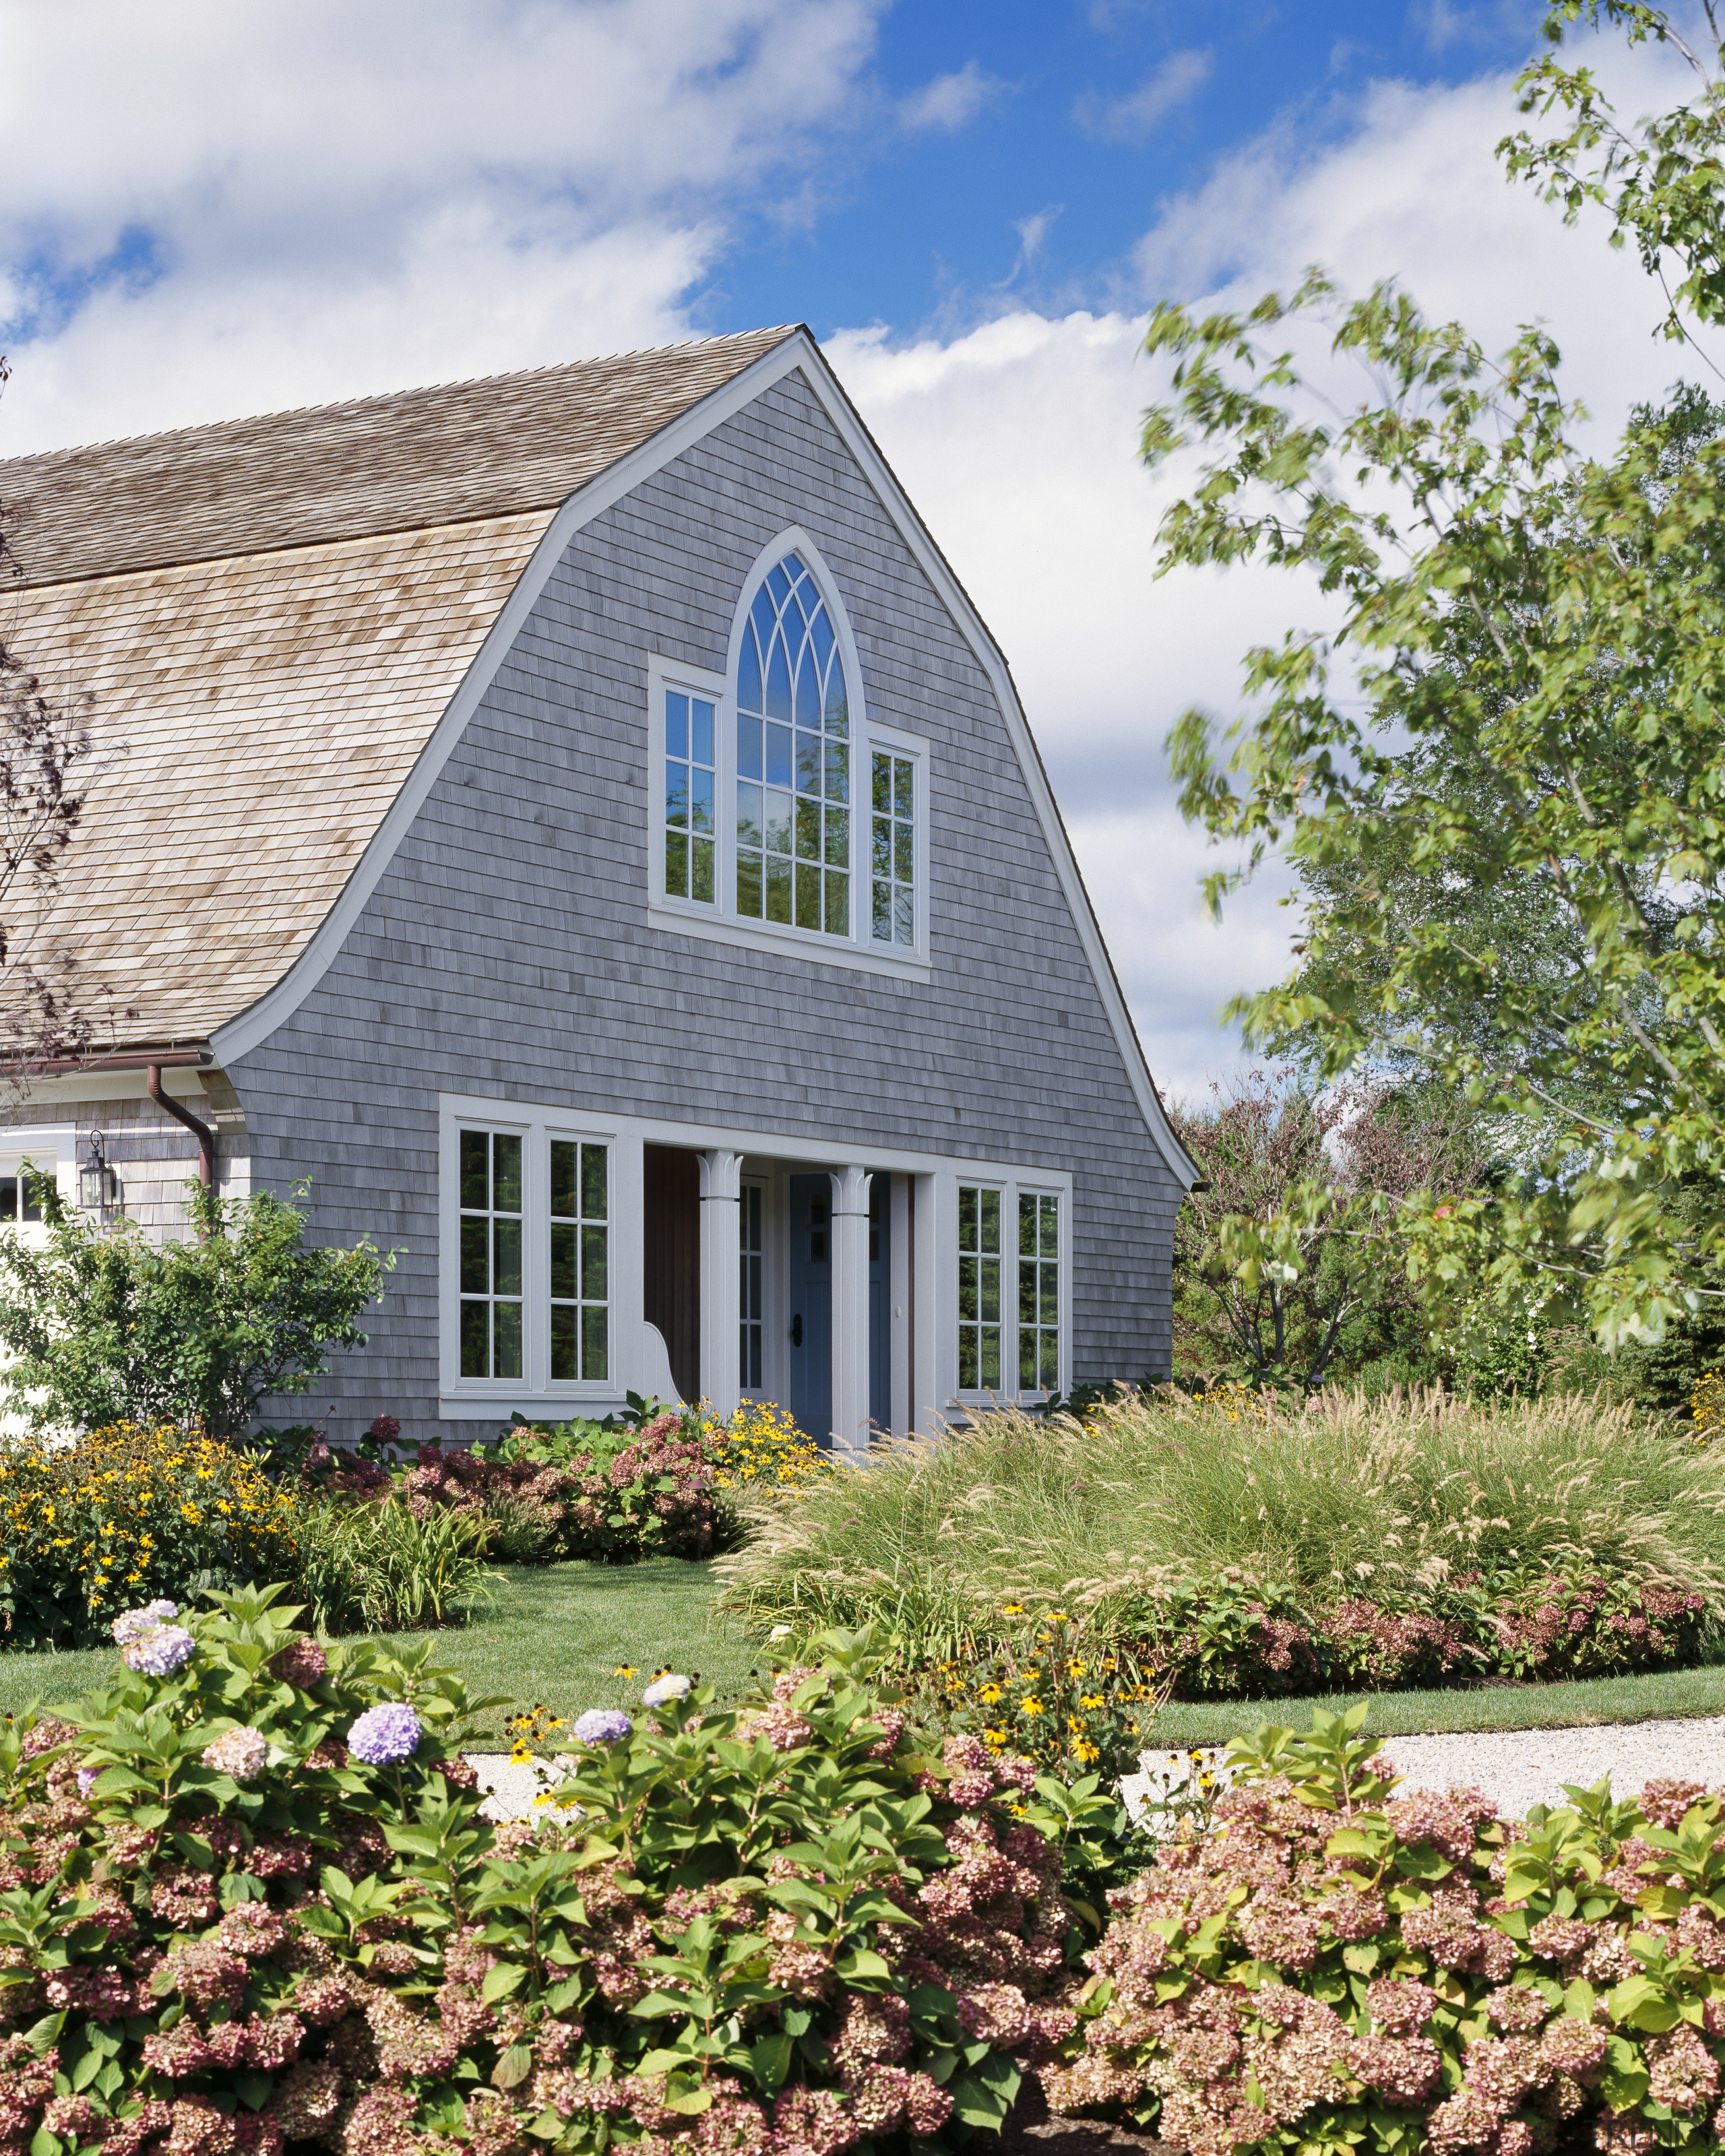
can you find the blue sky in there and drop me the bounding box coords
[0,0,1683,1096]
[714,1,1546,338]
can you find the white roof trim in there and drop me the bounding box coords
[210,329,1198,1188]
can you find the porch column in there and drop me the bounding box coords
[698,1149,745,1418]
[829,1163,873,1458]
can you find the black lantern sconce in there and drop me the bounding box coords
[78,1132,121,1219]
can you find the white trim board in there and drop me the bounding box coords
[209,330,1199,1190]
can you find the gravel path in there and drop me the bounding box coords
[1125,1714,1725,1821]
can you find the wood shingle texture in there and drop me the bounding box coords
[0,326,796,1043]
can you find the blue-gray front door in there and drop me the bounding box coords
[788,1172,890,1444]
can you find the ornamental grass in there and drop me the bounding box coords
[718,1387,1725,1638]
[0,1422,301,1651]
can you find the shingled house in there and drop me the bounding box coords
[0,325,1197,1451]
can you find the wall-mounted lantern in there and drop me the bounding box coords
[78,1132,121,1219]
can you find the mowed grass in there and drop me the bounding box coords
[0,1561,761,1741]
[1148,1662,1725,1748]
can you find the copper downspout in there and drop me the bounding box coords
[147,1063,216,1190]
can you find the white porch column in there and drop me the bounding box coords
[829,1163,873,1458]
[698,1149,745,1418]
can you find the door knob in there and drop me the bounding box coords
[791,1313,803,1346]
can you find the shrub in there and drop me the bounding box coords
[0,1182,389,1441]
[0,1424,301,1650]
[294,1498,495,1635]
[559,1413,735,1559]
[1046,1703,1725,2156]
[0,1597,1096,2156]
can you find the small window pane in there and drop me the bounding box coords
[823,869,848,937]
[795,861,821,931]
[825,805,848,863]
[691,699,715,767]
[692,836,716,904]
[460,1301,489,1377]
[495,1302,523,1381]
[739,714,763,780]
[551,1305,577,1382]
[737,852,763,917]
[582,1143,607,1219]
[493,1135,522,1213]
[979,1188,1000,1254]
[796,730,822,796]
[550,1139,577,1218]
[795,796,822,862]
[765,724,792,788]
[582,1304,608,1381]
[493,1219,522,1298]
[551,1222,577,1300]
[460,1217,489,1295]
[582,1224,608,1301]
[666,692,688,759]
[764,789,792,854]
[737,782,763,849]
[664,833,689,898]
[766,856,792,923]
[460,1129,489,1211]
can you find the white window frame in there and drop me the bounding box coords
[646,529,933,982]
[439,1107,625,1405]
[949,1174,1071,1409]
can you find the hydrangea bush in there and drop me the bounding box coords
[1046,1703,1725,2156]
[0,1602,1103,2156]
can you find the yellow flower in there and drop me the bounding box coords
[1020,1697,1044,1717]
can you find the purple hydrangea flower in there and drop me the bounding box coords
[573,1708,632,1745]
[122,1624,195,1677]
[347,1703,421,1766]
[642,1673,692,1709]
[77,1767,100,1796]
[112,1600,179,1647]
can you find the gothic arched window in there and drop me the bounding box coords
[734,551,850,937]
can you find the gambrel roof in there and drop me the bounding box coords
[0,328,797,1044]
[0,325,1197,1186]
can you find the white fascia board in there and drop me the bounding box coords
[210,329,1200,1191]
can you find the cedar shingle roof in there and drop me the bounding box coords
[1,326,798,588]
[0,327,801,1045]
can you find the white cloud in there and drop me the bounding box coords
[831,40,1701,1100]
[899,60,1006,133]
[1074,49,1212,144]
[0,0,881,447]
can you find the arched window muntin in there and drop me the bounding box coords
[734,548,852,939]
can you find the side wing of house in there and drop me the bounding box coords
[210,344,1193,1447]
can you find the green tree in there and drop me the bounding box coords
[1149,2,1725,1346]
[0,1178,391,1439]
[1170,1071,1482,1391]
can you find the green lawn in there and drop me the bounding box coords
[0,1561,763,1741]
[9,1565,1725,1750]
[1146,1662,1725,1748]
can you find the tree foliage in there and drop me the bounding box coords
[0,1178,390,1439]
[1150,2,1725,1344]
[1170,1073,1482,1389]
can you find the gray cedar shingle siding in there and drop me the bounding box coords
[224,368,1179,1439]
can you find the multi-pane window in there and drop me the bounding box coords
[0,1174,43,1224]
[664,691,717,903]
[550,1140,608,1382]
[736,552,849,937]
[739,1182,764,1391]
[871,751,915,947]
[957,1184,1003,1391]
[459,1130,522,1378]
[1019,1193,1060,1392]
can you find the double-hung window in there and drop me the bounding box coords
[650,541,928,970]
[955,1180,1065,1401]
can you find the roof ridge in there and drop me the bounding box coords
[0,323,804,468]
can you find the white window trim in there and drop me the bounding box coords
[644,530,933,980]
[949,1174,1072,1409]
[439,1107,632,1405]
[437,1092,1071,1425]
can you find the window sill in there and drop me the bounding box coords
[648,901,931,981]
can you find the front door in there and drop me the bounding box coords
[787,1174,832,1440]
